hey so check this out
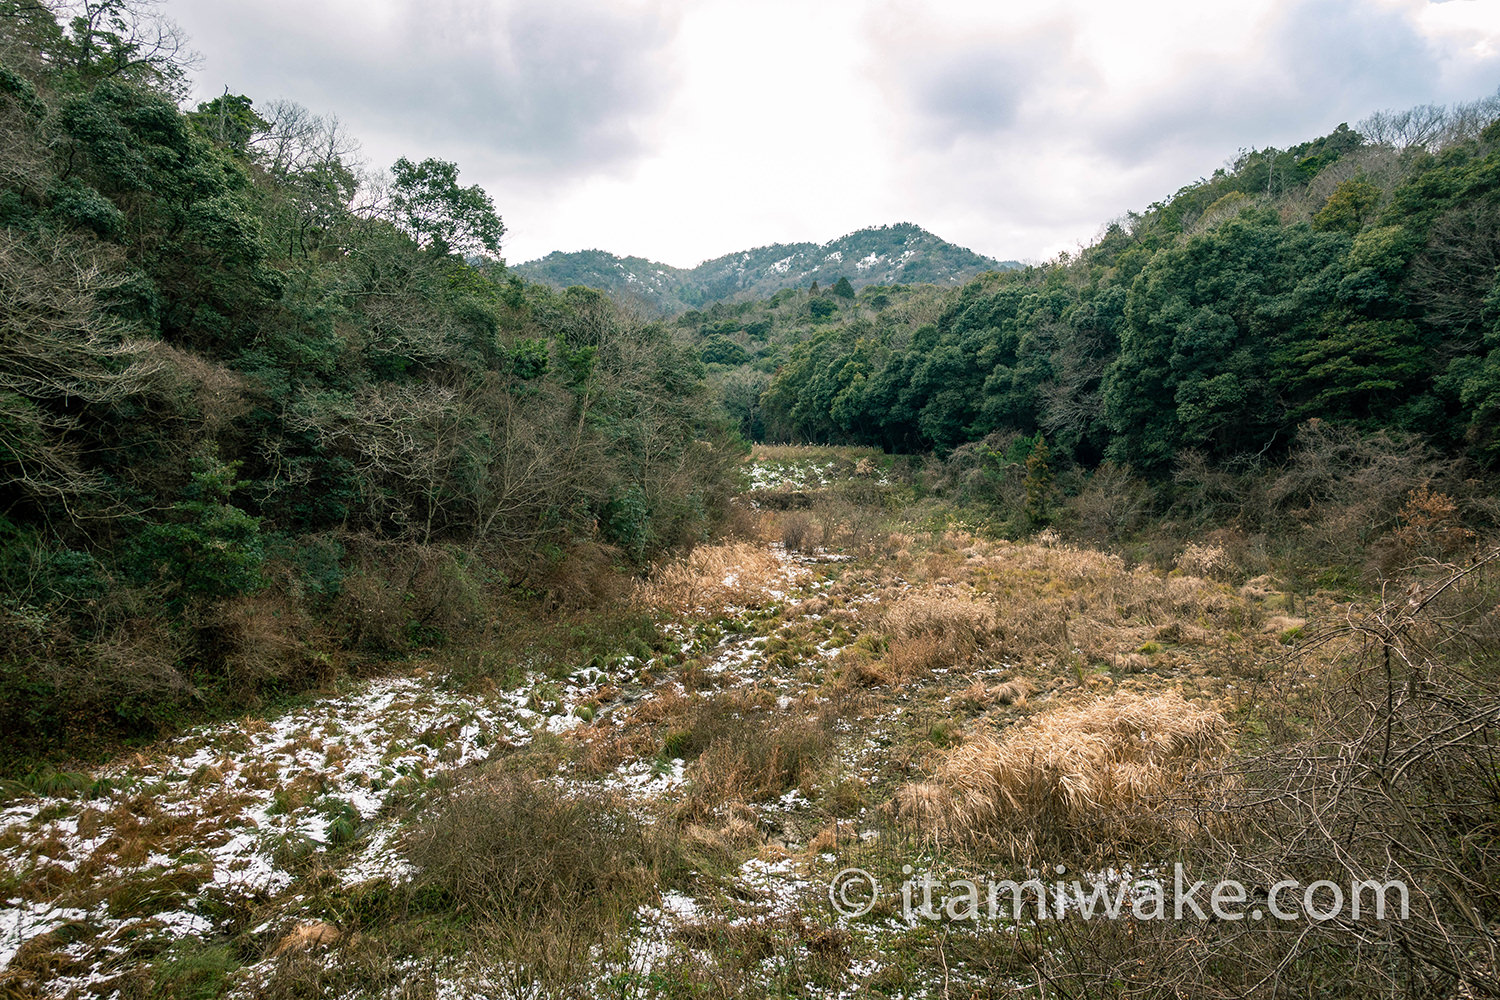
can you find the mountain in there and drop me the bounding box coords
[513,223,1020,313]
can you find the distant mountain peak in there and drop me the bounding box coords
[513,224,1019,313]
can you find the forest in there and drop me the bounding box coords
[514,223,1015,314]
[709,115,1500,472]
[0,0,741,764]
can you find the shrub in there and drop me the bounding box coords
[405,776,668,920]
[779,511,821,553]
[125,454,265,605]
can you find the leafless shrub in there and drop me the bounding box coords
[406,775,667,921]
[779,511,821,553]
[72,616,195,723]
[1197,550,1500,997]
[1067,460,1154,542]
[1173,448,1257,528]
[323,538,480,654]
[527,540,627,608]
[0,229,171,509]
[1265,420,1457,567]
[211,590,320,694]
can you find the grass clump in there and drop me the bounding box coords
[895,691,1229,854]
[636,541,788,611]
[879,588,999,680]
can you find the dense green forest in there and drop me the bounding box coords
[514,222,1017,314]
[745,111,1500,474]
[0,1,740,763]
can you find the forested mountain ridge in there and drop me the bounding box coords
[748,106,1500,474]
[514,222,1019,313]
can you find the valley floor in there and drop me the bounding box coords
[0,449,1471,999]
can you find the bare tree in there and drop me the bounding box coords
[1357,91,1500,153]
[0,229,169,509]
[252,99,361,178]
[44,0,199,95]
[1359,103,1450,150]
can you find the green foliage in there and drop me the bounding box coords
[0,3,744,768]
[699,337,749,366]
[1314,179,1382,233]
[605,484,651,561]
[807,296,837,319]
[126,454,266,604]
[1023,434,1055,526]
[751,111,1500,485]
[389,156,504,258]
[512,222,1016,313]
[188,92,268,155]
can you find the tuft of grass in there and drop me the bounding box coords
[677,703,834,821]
[879,588,999,681]
[636,541,788,611]
[895,691,1229,854]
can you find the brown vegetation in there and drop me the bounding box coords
[895,691,1230,853]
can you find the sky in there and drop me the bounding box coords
[163,0,1500,268]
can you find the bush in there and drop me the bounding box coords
[405,776,668,920]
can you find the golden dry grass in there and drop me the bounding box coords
[1177,542,1231,580]
[635,541,790,611]
[867,533,1265,678]
[876,588,1000,680]
[895,691,1229,852]
[883,590,997,642]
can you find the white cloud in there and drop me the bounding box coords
[166,0,1500,266]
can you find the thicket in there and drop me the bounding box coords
[0,2,740,767]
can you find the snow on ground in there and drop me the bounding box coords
[3,455,900,997]
[747,454,888,495]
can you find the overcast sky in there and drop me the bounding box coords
[165,0,1500,267]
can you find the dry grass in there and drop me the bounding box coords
[635,541,789,611]
[877,588,999,681]
[883,589,997,642]
[884,534,1268,679]
[272,921,342,956]
[685,712,828,814]
[895,691,1229,854]
[1176,542,1231,580]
